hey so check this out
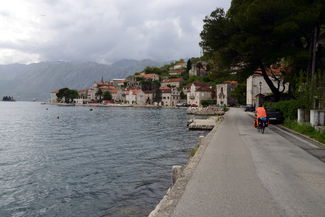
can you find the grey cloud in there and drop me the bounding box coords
[1,0,231,64]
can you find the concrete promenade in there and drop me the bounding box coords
[155,108,325,217]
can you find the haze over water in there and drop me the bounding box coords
[0,102,206,217]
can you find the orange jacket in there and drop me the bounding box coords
[256,107,267,118]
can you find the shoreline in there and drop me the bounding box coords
[49,102,188,110]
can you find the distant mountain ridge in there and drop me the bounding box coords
[0,59,163,101]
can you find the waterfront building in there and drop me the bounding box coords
[126,89,153,105]
[216,81,238,106]
[50,90,59,103]
[111,88,126,103]
[246,66,289,106]
[187,82,214,106]
[160,86,181,107]
[74,89,90,104]
[87,88,96,101]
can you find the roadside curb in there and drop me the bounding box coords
[246,111,324,147]
[273,124,325,148]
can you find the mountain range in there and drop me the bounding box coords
[0,59,163,101]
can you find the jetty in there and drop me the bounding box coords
[187,116,221,130]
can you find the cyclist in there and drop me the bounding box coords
[255,107,268,129]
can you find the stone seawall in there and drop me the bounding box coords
[148,121,221,217]
[186,106,225,116]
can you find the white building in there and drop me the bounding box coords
[173,62,186,69]
[187,82,213,106]
[50,90,59,103]
[111,89,126,103]
[246,67,289,106]
[87,88,96,101]
[216,81,238,106]
[126,89,153,105]
[160,86,181,107]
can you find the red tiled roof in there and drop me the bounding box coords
[51,90,59,93]
[135,74,158,79]
[100,85,115,90]
[197,86,212,92]
[162,78,183,83]
[223,81,238,84]
[79,89,87,93]
[127,89,141,95]
[160,86,171,93]
[192,81,209,87]
[190,81,212,92]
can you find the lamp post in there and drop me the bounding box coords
[259,81,262,94]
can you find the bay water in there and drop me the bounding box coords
[0,102,206,217]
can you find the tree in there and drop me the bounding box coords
[231,83,246,105]
[186,59,192,72]
[103,91,112,100]
[200,1,325,101]
[56,88,79,103]
[95,88,103,102]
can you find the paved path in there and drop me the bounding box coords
[171,108,325,217]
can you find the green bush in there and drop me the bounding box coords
[201,99,216,107]
[223,106,229,112]
[265,99,307,120]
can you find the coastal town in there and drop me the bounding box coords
[50,59,289,109]
[1,0,324,216]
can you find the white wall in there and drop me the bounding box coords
[246,75,289,105]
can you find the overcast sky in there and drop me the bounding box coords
[0,0,231,65]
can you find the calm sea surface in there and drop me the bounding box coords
[0,102,206,217]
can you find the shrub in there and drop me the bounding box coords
[265,99,307,120]
[201,99,216,107]
[223,106,229,112]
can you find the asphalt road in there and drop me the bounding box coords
[171,108,325,217]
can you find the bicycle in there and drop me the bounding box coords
[257,118,268,134]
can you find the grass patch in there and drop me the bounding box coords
[283,120,325,145]
[190,144,200,157]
